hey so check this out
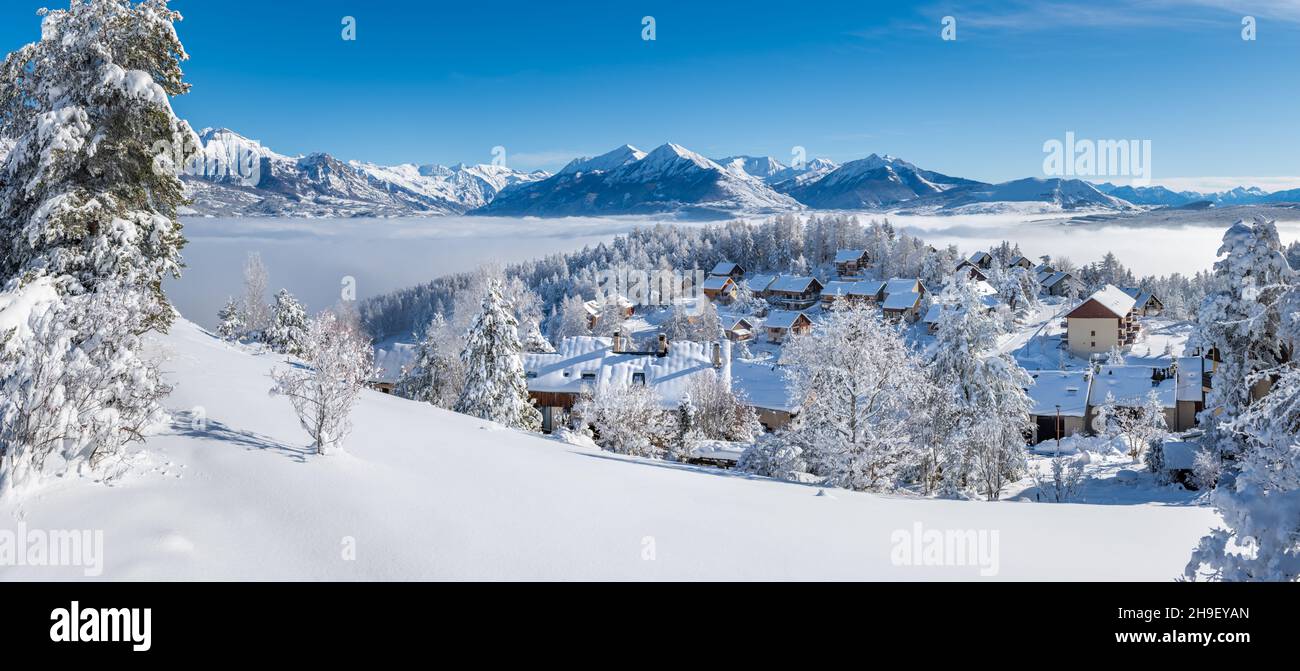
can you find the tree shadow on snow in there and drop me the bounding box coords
[170,410,311,463]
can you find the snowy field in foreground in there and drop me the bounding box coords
[0,320,1219,580]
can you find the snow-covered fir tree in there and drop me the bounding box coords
[669,392,701,462]
[216,296,244,341]
[269,311,376,454]
[778,302,930,492]
[553,294,592,341]
[0,0,194,492]
[1186,220,1299,581]
[265,289,309,355]
[394,313,463,409]
[1193,218,1293,476]
[454,280,541,431]
[926,275,1032,499]
[521,319,554,353]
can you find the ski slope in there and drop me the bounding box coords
[0,320,1219,580]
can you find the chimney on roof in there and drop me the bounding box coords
[657,333,668,357]
[711,341,722,368]
[612,331,623,353]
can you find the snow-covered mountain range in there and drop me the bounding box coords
[171,128,1300,218]
[478,143,800,218]
[180,128,547,218]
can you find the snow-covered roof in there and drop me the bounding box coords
[583,295,635,315]
[372,342,417,383]
[768,275,821,293]
[1041,270,1077,288]
[882,291,920,311]
[731,359,801,412]
[885,277,923,295]
[765,310,809,330]
[968,251,991,264]
[848,280,886,297]
[1025,370,1091,417]
[821,280,859,297]
[1009,255,1031,266]
[1088,365,1176,408]
[702,275,735,291]
[923,295,999,324]
[1080,284,1137,318]
[710,261,741,276]
[1033,263,1054,274]
[726,317,753,331]
[744,273,778,292]
[1121,287,1159,308]
[522,336,731,409]
[834,249,867,263]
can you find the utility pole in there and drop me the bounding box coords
[1055,403,1062,449]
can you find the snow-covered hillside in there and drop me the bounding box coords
[0,319,1218,579]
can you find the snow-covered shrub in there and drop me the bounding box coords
[575,384,670,458]
[270,311,376,454]
[686,370,761,443]
[0,284,169,492]
[454,280,541,431]
[1032,450,1085,502]
[265,289,309,355]
[736,428,807,481]
[1143,438,1167,482]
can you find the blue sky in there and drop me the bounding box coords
[4,0,1300,186]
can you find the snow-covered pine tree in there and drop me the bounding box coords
[1186,356,1300,580]
[394,314,463,408]
[1194,218,1293,475]
[216,297,244,341]
[0,0,194,492]
[521,319,554,353]
[454,279,541,431]
[1106,344,1126,366]
[1186,231,1298,581]
[266,289,309,355]
[926,275,1032,499]
[269,311,376,454]
[669,392,701,462]
[553,294,592,340]
[662,301,695,342]
[779,302,930,492]
[0,0,192,326]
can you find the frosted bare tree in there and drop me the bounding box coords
[270,311,377,454]
[241,252,271,339]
